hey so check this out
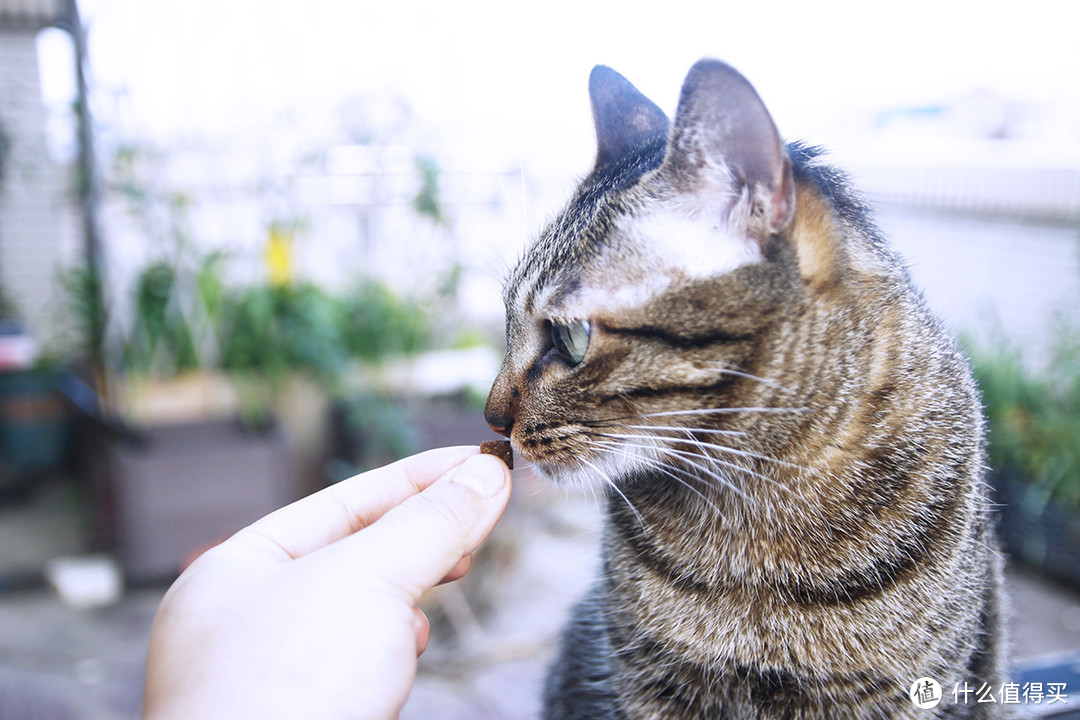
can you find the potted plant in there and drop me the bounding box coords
[96,247,298,580]
[76,236,445,579]
[63,144,475,579]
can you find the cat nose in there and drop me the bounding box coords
[485,412,513,438]
[485,370,518,437]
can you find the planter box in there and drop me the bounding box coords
[109,419,296,582]
[115,371,240,427]
[995,474,1080,589]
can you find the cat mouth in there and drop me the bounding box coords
[508,439,580,482]
[510,443,559,478]
[518,437,650,489]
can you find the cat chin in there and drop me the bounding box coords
[530,462,598,488]
[532,443,654,491]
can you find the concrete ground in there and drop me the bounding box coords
[2,472,1080,720]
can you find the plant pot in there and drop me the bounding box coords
[108,418,297,581]
[994,473,1080,589]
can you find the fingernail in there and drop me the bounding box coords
[450,455,507,498]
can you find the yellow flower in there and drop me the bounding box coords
[264,225,294,286]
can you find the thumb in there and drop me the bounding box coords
[314,452,512,602]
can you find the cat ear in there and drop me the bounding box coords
[589,65,670,170]
[659,59,794,236]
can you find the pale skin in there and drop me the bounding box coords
[142,446,512,720]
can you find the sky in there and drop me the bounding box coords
[54,0,1080,168]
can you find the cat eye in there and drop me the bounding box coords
[551,319,591,365]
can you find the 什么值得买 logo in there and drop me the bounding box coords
[909,677,1068,709]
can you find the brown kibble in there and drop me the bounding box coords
[480,440,514,470]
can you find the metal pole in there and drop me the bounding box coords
[58,0,107,392]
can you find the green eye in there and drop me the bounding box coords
[552,319,591,365]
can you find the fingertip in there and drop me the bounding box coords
[440,554,472,584]
[413,607,430,655]
[448,453,512,498]
[326,452,512,603]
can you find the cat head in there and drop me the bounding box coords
[485,59,851,488]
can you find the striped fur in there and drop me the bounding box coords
[485,60,1008,719]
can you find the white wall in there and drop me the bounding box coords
[878,205,1080,363]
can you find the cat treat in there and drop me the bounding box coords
[479,440,514,469]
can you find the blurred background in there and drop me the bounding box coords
[1,0,1079,717]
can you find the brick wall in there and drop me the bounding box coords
[0,27,67,345]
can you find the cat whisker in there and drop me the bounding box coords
[710,364,797,395]
[597,431,806,473]
[617,424,747,438]
[514,461,540,487]
[584,439,726,515]
[627,444,760,492]
[578,406,807,430]
[577,470,603,516]
[639,407,810,420]
[578,453,647,529]
[603,431,808,506]
[590,434,755,500]
[656,435,808,501]
[643,433,807,500]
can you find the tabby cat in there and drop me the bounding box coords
[484,59,1007,719]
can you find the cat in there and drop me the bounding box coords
[484,59,1008,719]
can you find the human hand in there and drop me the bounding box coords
[142,446,512,720]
